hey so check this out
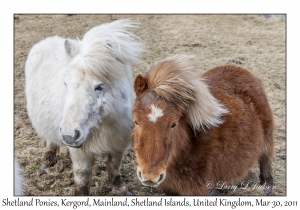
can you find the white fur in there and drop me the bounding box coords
[25,19,144,193]
[14,161,24,195]
[148,104,164,123]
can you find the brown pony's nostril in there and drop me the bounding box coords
[138,170,142,180]
[158,173,164,183]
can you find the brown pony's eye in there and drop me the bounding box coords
[135,121,139,125]
[171,123,177,128]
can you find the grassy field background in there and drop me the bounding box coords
[14,14,286,196]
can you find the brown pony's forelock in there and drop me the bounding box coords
[145,55,228,131]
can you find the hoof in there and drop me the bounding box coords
[209,188,226,196]
[111,175,130,195]
[112,185,128,195]
[209,189,218,196]
[75,186,89,196]
[125,191,133,196]
[265,188,272,196]
[39,163,48,170]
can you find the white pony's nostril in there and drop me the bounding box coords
[62,135,74,145]
[74,130,80,141]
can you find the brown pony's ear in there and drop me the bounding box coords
[134,74,148,95]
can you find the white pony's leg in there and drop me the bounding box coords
[40,141,60,170]
[14,161,24,195]
[69,147,94,196]
[106,153,129,195]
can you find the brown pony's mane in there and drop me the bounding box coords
[145,55,228,131]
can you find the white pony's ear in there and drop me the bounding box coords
[64,39,80,58]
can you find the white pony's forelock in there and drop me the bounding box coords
[76,19,144,86]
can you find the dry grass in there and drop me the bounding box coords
[14,14,285,196]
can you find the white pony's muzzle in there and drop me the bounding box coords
[59,127,85,148]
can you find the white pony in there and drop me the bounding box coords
[25,19,144,195]
[14,161,24,195]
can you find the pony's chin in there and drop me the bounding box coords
[140,180,164,188]
[64,141,84,148]
[142,183,160,188]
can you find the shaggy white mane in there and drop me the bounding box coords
[72,19,144,86]
[147,55,228,131]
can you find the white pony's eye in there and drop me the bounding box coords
[95,84,105,91]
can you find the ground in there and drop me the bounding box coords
[14,14,286,196]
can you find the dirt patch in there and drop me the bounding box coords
[14,14,286,196]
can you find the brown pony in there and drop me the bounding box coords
[131,55,274,196]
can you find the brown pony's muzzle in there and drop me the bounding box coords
[137,168,166,187]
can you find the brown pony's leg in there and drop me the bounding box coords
[164,189,180,196]
[40,141,59,170]
[106,153,131,195]
[259,127,274,196]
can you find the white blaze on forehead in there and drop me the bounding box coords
[148,104,164,123]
